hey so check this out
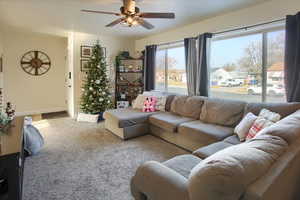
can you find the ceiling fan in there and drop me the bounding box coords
[81,0,175,30]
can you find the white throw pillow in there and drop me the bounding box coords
[155,96,167,111]
[259,109,281,122]
[234,112,258,142]
[132,95,148,109]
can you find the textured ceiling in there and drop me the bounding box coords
[0,0,269,38]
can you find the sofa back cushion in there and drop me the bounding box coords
[244,102,300,119]
[257,109,300,145]
[188,134,288,200]
[171,96,205,119]
[165,95,176,112]
[200,98,246,127]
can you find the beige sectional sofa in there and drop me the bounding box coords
[104,95,300,151]
[104,94,300,200]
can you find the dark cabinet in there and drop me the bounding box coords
[0,117,25,200]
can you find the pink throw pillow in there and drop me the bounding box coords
[142,96,157,112]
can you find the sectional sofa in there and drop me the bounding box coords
[103,94,300,200]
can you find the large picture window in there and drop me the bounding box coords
[210,29,285,102]
[155,45,187,94]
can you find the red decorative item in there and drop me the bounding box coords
[142,96,157,112]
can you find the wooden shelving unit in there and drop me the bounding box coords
[115,58,144,108]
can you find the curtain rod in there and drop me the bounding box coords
[157,17,286,47]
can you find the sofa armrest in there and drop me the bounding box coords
[131,161,189,200]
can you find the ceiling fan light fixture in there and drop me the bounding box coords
[81,0,175,30]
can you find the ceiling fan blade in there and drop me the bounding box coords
[81,9,121,16]
[106,18,125,27]
[138,12,175,19]
[137,18,154,30]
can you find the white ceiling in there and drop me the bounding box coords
[0,0,269,38]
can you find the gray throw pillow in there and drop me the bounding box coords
[24,124,44,155]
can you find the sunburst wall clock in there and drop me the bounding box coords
[20,50,51,76]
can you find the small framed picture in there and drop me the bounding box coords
[81,59,89,72]
[81,46,93,58]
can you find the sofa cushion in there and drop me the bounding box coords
[244,102,300,119]
[223,135,242,145]
[165,95,176,112]
[193,141,233,159]
[188,135,288,200]
[178,121,234,146]
[149,113,195,132]
[200,98,246,127]
[163,155,202,179]
[257,109,300,145]
[171,95,205,119]
[103,108,157,128]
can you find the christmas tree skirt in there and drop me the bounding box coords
[77,113,99,123]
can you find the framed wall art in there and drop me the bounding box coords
[80,45,106,58]
[80,46,93,58]
[80,59,89,72]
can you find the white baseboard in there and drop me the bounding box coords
[15,107,67,116]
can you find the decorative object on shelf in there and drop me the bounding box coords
[0,112,11,134]
[120,51,130,58]
[80,59,89,72]
[79,42,113,122]
[117,101,129,109]
[20,50,51,76]
[115,53,144,107]
[0,102,15,133]
[132,51,143,59]
[81,45,106,58]
[5,102,15,120]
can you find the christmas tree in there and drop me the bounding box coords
[80,43,113,114]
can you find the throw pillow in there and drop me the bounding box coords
[142,96,157,112]
[132,94,148,109]
[155,96,167,111]
[246,117,274,141]
[259,108,281,122]
[234,112,258,142]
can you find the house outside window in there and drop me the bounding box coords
[210,28,285,103]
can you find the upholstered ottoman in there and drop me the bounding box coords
[103,108,158,140]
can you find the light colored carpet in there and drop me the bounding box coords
[23,117,188,200]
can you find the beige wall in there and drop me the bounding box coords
[69,32,134,117]
[2,30,68,115]
[135,0,300,50]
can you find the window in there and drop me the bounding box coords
[155,45,187,94]
[210,29,286,102]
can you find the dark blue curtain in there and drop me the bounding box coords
[285,12,300,102]
[197,33,212,96]
[144,45,157,91]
